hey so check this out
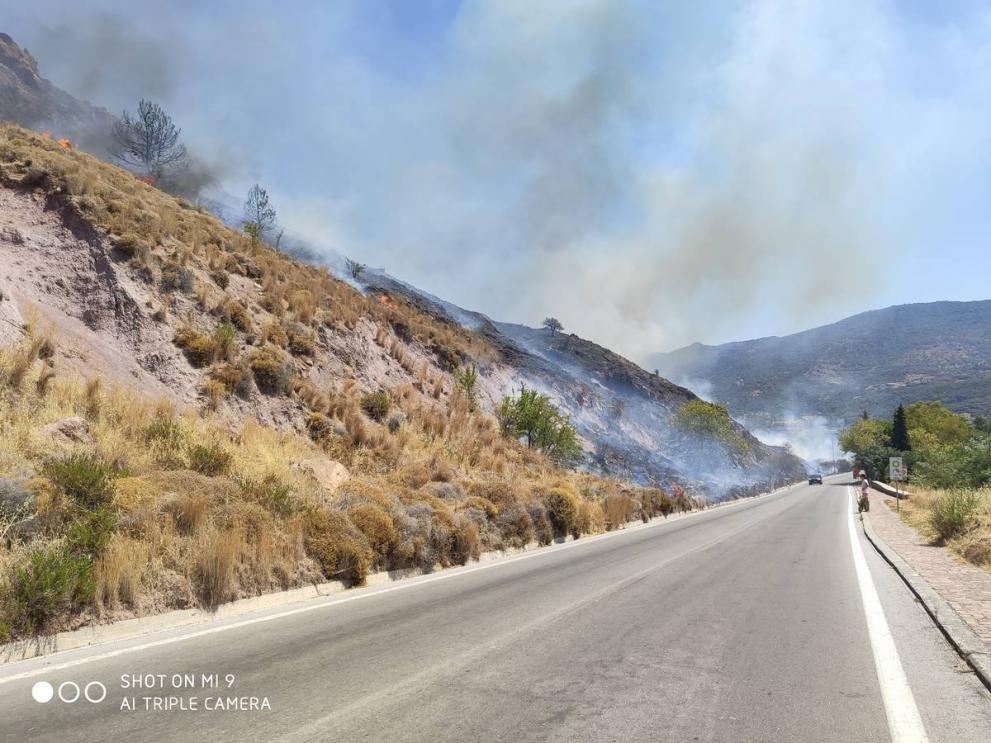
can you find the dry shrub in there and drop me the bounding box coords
[430,453,454,483]
[603,493,636,531]
[303,509,373,587]
[497,504,534,548]
[574,499,606,538]
[249,345,291,395]
[188,442,232,477]
[94,534,148,610]
[348,505,397,565]
[287,324,315,356]
[461,495,498,520]
[260,320,288,348]
[450,514,480,565]
[217,297,252,332]
[467,481,519,510]
[203,378,226,411]
[397,463,431,489]
[956,532,991,566]
[196,528,241,606]
[544,484,579,539]
[306,412,335,443]
[171,493,208,534]
[174,326,218,367]
[210,361,253,396]
[529,505,553,546]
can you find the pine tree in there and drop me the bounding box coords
[891,404,911,451]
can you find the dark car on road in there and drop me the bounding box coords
[808,473,823,485]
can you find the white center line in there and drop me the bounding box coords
[847,487,929,743]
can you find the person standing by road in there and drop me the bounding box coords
[858,476,871,512]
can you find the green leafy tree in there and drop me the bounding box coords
[905,401,973,452]
[497,385,582,464]
[839,417,896,480]
[891,405,911,451]
[672,399,750,458]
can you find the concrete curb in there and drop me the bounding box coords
[860,502,991,691]
[1,479,804,666]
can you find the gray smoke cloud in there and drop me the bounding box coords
[6,0,991,360]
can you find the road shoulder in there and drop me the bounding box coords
[861,488,991,689]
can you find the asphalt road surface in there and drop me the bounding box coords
[2,477,990,742]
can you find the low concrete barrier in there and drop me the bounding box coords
[871,479,909,499]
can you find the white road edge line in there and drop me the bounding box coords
[0,482,804,685]
[847,487,929,743]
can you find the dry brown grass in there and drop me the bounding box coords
[94,535,148,610]
[894,487,991,571]
[0,122,699,637]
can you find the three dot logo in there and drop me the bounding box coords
[31,681,53,704]
[32,680,106,704]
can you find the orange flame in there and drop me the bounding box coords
[57,138,73,150]
[378,294,398,310]
[136,174,156,186]
[41,131,52,140]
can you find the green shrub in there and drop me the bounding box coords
[361,391,391,423]
[241,475,298,516]
[3,543,94,636]
[497,386,582,464]
[929,489,981,542]
[67,506,115,557]
[41,453,116,510]
[143,418,183,445]
[303,509,373,587]
[213,321,237,360]
[188,443,232,477]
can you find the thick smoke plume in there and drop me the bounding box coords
[6,1,991,359]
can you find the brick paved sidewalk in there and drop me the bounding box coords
[865,489,991,648]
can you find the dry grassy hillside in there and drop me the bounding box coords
[0,125,698,641]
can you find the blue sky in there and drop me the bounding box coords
[6,1,991,359]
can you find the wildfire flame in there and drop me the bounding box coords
[136,174,157,186]
[378,294,398,310]
[41,132,52,140]
[57,138,73,150]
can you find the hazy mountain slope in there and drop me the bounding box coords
[363,272,806,496]
[0,33,116,158]
[0,28,805,497]
[650,300,991,425]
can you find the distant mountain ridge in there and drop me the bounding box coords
[0,33,116,157]
[364,272,805,495]
[650,300,991,425]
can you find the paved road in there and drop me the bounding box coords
[2,478,990,742]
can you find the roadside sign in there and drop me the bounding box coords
[889,456,907,482]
